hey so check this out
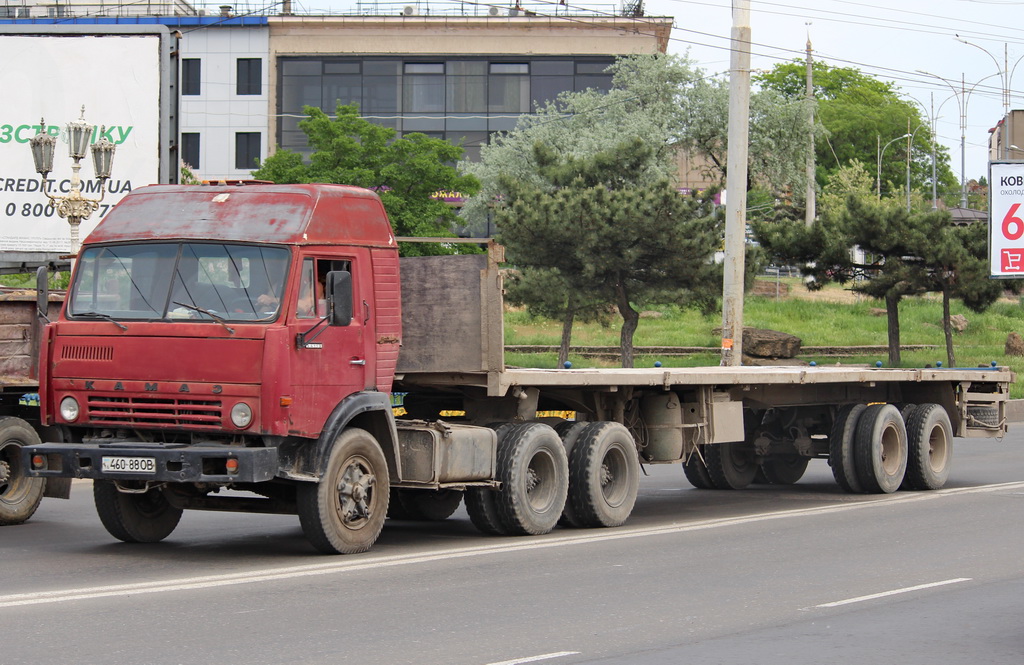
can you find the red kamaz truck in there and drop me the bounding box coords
[22,183,1014,553]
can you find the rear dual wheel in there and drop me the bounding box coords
[902,404,953,491]
[94,481,183,543]
[0,417,45,526]
[564,422,639,528]
[853,404,908,494]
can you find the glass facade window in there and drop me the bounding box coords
[237,58,262,96]
[181,132,200,170]
[276,56,614,161]
[235,132,261,170]
[182,58,201,96]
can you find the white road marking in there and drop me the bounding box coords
[815,578,972,608]
[484,652,580,665]
[3,480,1022,610]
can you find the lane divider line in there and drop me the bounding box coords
[3,481,1022,610]
[815,578,973,608]
[484,651,580,665]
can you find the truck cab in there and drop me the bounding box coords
[28,184,409,552]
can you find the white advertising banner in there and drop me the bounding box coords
[990,161,1024,278]
[0,34,161,253]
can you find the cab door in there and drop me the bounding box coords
[287,253,369,437]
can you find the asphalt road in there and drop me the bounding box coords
[3,432,1024,665]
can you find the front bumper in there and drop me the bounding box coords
[22,441,279,483]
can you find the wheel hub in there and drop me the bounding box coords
[526,467,539,493]
[0,459,10,485]
[337,461,375,523]
[599,463,613,487]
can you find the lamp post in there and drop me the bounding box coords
[28,107,116,256]
[906,122,928,212]
[877,133,910,201]
[917,70,999,209]
[956,38,1024,159]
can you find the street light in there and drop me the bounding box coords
[877,133,911,201]
[917,70,1000,209]
[956,38,1024,159]
[28,107,116,255]
[906,122,927,212]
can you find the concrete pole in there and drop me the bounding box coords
[720,0,751,367]
[960,73,968,209]
[931,92,938,210]
[805,35,815,227]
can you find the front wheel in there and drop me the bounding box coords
[93,481,183,543]
[298,428,389,554]
[0,417,45,526]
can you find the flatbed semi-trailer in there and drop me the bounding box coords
[20,183,1013,553]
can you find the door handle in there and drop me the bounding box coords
[350,359,367,366]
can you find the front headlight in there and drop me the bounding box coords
[230,402,253,429]
[59,396,80,422]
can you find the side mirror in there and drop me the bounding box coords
[326,270,352,326]
[35,266,49,321]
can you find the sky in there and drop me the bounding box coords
[279,0,1024,183]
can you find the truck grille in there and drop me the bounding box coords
[62,345,114,361]
[87,395,223,428]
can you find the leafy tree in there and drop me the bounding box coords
[756,60,958,203]
[254,103,480,255]
[496,140,721,367]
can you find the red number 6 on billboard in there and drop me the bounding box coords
[1003,203,1024,240]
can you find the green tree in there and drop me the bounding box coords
[254,103,480,255]
[497,140,721,367]
[756,60,958,203]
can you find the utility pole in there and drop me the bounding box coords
[804,32,815,227]
[720,0,751,366]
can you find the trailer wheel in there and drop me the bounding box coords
[494,423,568,535]
[393,488,464,521]
[853,404,908,494]
[760,454,809,485]
[297,427,389,554]
[465,422,516,536]
[0,417,45,526]
[829,404,867,493]
[93,481,183,543]
[554,421,589,527]
[566,422,639,528]
[902,404,953,491]
[704,441,757,489]
[682,447,716,489]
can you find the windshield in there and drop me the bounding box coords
[68,243,290,322]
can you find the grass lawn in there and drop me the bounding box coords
[504,278,1024,397]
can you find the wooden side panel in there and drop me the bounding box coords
[397,254,497,375]
[0,293,59,385]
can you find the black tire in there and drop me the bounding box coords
[494,423,568,535]
[682,447,716,489]
[566,422,639,528]
[853,404,908,494]
[966,405,1000,428]
[829,404,867,493]
[760,454,809,485]
[394,488,464,521]
[0,417,45,526]
[704,440,758,489]
[297,428,389,554]
[902,404,953,491]
[93,480,183,543]
[465,422,516,536]
[554,421,590,527]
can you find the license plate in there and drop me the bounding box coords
[101,456,156,473]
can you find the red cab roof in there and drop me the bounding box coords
[85,183,396,248]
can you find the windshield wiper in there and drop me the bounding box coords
[75,311,128,331]
[172,301,235,335]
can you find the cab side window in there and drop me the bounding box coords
[296,258,352,319]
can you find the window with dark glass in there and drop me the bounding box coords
[180,133,200,170]
[488,62,530,113]
[182,58,201,96]
[235,132,261,170]
[403,62,445,113]
[237,58,262,95]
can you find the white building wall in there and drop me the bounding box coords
[180,26,269,181]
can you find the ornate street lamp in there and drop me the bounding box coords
[28,106,116,255]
